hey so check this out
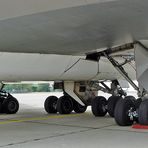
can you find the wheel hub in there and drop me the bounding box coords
[63,101,71,111]
[128,107,138,121]
[8,101,17,112]
[52,101,57,110]
[101,104,107,113]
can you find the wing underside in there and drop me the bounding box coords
[0,0,147,55]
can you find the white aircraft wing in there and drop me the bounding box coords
[0,0,147,55]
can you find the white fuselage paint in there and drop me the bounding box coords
[0,52,136,82]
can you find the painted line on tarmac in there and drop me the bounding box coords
[0,114,83,125]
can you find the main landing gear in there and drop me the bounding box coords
[45,42,148,126]
[43,80,148,126]
[44,81,124,117]
[103,46,148,126]
[91,95,123,118]
[0,91,19,114]
[90,80,125,118]
[44,94,87,114]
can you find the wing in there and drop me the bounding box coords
[0,0,147,55]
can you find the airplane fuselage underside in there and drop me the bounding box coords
[0,52,136,82]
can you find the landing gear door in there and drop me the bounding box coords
[135,41,148,91]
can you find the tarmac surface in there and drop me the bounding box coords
[0,92,147,148]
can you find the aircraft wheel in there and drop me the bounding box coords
[135,98,142,109]
[114,98,135,126]
[91,96,107,117]
[138,100,148,125]
[57,96,73,114]
[0,102,2,113]
[44,96,58,113]
[73,100,87,113]
[124,96,136,104]
[108,96,122,117]
[2,95,19,114]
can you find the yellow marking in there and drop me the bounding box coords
[0,114,83,125]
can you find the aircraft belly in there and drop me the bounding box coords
[0,52,125,82]
[0,53,72,81]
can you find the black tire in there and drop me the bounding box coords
[2,95,19,114]
[124,96,136,104]
[138,100,148,125]
[91,96,107,117]
[73,100,87,113]
[44,96,58,113]
[0,101,2,113]
[108,96,122,117]
[135,98,142,109]
[57,96,73,114]
[114,99,135,126]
